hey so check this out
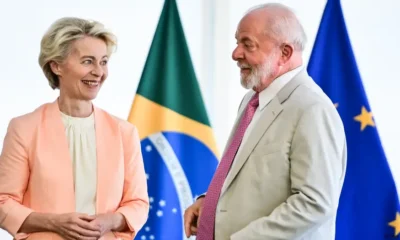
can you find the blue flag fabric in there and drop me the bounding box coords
[307,0,400,239]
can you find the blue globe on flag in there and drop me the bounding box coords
[136,132,218,240]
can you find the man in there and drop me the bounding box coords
[184,3,347,240]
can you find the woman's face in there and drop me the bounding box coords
[51,36,109,101]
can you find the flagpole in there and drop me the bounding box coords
[211,0,232,154]
[202,0,216,129]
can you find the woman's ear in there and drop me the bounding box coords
[49,61,62,76]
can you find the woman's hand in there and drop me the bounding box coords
[89,213,128,236]
[50,213,101,240]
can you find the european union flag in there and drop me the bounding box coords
[127,0,219,239]
[307,0,400,239]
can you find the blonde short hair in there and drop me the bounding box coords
[38,17,117,89]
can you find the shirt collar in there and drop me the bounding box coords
[258,65,304,110]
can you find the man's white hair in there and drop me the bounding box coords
[245,3,307,51]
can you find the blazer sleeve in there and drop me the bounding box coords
[0,118,33,238]
[113,125,149,239]
[231,102,347,240]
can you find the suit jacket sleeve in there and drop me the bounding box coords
[114,125,149,239]
[0,118,33,238]
[231,102,346,240]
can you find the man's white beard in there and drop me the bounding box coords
[240,56,275,90]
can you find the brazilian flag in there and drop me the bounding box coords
[127,0,219,239]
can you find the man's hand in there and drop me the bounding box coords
[184,197,204,237]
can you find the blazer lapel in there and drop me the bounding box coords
[44,101,125,213]
[45,100,76,210]
[221,97,283,195]
[94,107,121,213]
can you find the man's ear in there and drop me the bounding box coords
[49,61,62,76]
[279,44,294,65]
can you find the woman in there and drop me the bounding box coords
[0,17,149,240]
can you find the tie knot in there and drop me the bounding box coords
[249,93,259,108]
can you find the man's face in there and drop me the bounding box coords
[232,12,281,91]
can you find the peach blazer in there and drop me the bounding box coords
[0,100,149,240]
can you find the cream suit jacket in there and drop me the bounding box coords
[214,70,347,240]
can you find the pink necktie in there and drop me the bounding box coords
[196,92,259,240]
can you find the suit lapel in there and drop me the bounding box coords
[221,97,283,195]
[220,69,310,195]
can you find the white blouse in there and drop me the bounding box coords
[61,111,97,215]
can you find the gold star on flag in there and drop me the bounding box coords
[354,106,375,131]
[389,212,400,236]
